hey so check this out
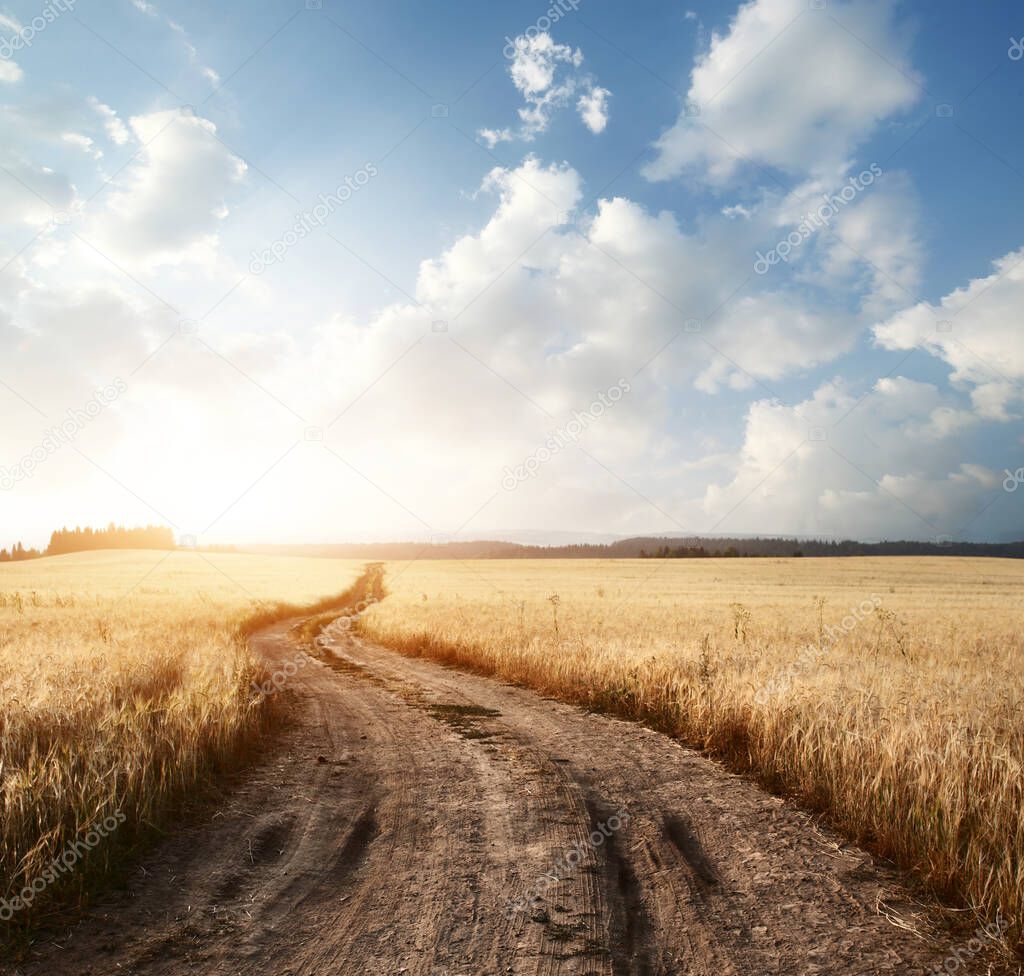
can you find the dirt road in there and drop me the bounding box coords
[10,617,994,975]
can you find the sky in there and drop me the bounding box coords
[1,0,1023,549]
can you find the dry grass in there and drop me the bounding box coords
[359,556,1024,951]
[0,549,362,934]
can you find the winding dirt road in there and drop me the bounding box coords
[10,616,998,975]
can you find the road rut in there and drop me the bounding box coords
[9,616,994,975]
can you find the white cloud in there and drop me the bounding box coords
[167,17,219,84]
[478,127,513,149]
[0,59,23,83]
[875,246,1024,420]
[822,172,922,315]
[4,4,1018,547]
[0,135,1018,543]
[764,168,923,316]
[62,132,102,159]
[88,110,247,266]
[644,0,921,183]
[0,257,168,417]
[0,157,76,226]
[412,159,867,421]
[577,85,611,134]
[695,292,858,392]
[128,2,219,84]
[722,203,751,219]
[509,32,582,96]
[166,19,193,49]
[0,92,134,157]
[479,32,610,144]
[88,97,130,146]
[701,377,1003,539]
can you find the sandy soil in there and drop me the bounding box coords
[6,617,1006,975]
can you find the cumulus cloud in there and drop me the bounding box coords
[1,0,1017,546]
[1,135,1018,543]
[282,153,898,540]
[644,0,921,183]
[874,247,1024,420]
[509,32,582,95]
[88,110,246,266]
[479,32,611,146]
[410,157,893,411]
[766,168,924,316]
[814,172,922,315]
[694,293,858,392]
[701,377,1003,540]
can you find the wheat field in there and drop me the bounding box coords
[359,556,1024,950]
[4,551,1021,953]
[0,550,362,934]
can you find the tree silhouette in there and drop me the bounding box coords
[0,525,175,563]
[46,524,175,555]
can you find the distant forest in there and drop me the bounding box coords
[0,541,43,562]
[1,524,175,562]
[246,535,1024,561]
[3,529,1022,564]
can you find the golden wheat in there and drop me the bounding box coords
[360,556,1024,951]
[0,550,362,933]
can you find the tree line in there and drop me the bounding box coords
[639,544,745,558]
[247,534,1024,560]
[0,524,175,562]
[0,542,43,562]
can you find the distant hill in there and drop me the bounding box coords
[243,536,1024,561]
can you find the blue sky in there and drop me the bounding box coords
[1,0,1023,546]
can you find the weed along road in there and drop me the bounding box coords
[13,614,996,976]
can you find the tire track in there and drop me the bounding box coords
[9,615,996,976]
